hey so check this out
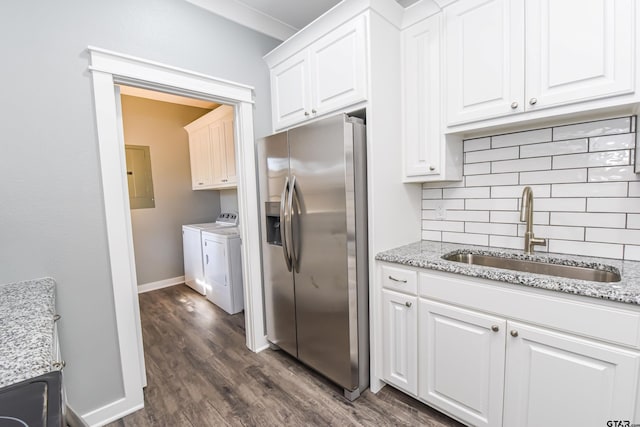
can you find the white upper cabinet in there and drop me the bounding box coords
[444,0,636,126]
[525,0,634,111]
[269,14,368,131]
[402,14,462,182]
[444,0,525,126]
[184,105,237,190]
[271,50,312,130]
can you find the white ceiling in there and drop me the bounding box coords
[185,0,419,41]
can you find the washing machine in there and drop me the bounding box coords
[201,227,244,314]
[182,212,238,295]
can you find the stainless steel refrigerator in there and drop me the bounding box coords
[258,113,369,400]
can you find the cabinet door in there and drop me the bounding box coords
[444,0,525,125]
[419,299,506,427]
[382,289,418,395]
[402,15,442,178]
[504,321,640,427]
[188,126,212,189]
[271,50,311,130]
[222,115,237,185]
[525,0,635,111]
[309,15,367,117]
[208,121,227,186]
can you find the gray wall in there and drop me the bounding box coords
[0,0,278,417]
[220,189,240,213]
[122,95,221,285]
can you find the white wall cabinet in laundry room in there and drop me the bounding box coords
[184,105,237,190]
[444,0,635,126]
[268,14,367,131]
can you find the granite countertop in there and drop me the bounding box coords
[376,241,640,306]
[0,278,57,388]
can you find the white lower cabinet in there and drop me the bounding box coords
[419,299,506,427]
[377,262,640,426]
[382,289,418,396]
[503,321,640,427]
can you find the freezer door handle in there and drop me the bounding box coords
[288,175,301,273]
[280,176,292,272]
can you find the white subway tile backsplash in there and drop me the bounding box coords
[443,187,490,199]
[422,230,442,241]
[588,166,640,182]
[534,198,586,212]
[586,228,640,245]
[492,157,551,173]
[550,212,626,228]
[587,198,640,213]
[465,147,519,163]
[625,245,640,261]
[422,220,465,232]
[422,188,443,199]
[466,198,518,211]
[520,139,588,158]
[553,150,630,170]
[489,235,526,250]
[553,117,631,140]
[446,210,490,222]
[465,173,519,187]
[421,115,638,260]
[589,134,635,152]
[466,222,517,236]
[464,137,491,152]
[442,231,488,246]
[548,240,623,259]
[519,225,584,241]
[422,199,464,210]
[491,211,549,225]
[464,162,491,176]
[491,128,552,148]
[551,182,628,198]
[491,185,551,198]
[628,214,640,229]
[520,169,587,185]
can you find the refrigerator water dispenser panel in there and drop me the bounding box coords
[265,202,282,246]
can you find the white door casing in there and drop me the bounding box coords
[88,46,267,426]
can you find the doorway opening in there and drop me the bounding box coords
[87,47,267,425]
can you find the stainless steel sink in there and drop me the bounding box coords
[442,252,621,283]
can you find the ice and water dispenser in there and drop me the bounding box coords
[264,202,282,246]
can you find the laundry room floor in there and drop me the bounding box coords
[106,285,462,426]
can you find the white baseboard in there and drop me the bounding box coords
[81,396,143,427]
[137,276,184,294]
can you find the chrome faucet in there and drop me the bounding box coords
[520,186,547,254]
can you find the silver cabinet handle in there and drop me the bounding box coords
[529,98,537,105]
[53,314,61,322]
[388,276,407,283]
[405,301,412,307]
[52,361,66,370]
[206,254,209,264]
[304,111,310,117]
[429,165,436,171]
[198,182,204,185]
[491,325,499,332]
[510,101,518,109]
[311,109,317,114]
[510,330,519,337]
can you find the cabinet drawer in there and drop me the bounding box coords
[381,265,417,294]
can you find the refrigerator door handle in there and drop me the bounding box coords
[288,175,301,273]
[280,176,292,272]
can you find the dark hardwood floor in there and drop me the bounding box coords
[107,285,463,427]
